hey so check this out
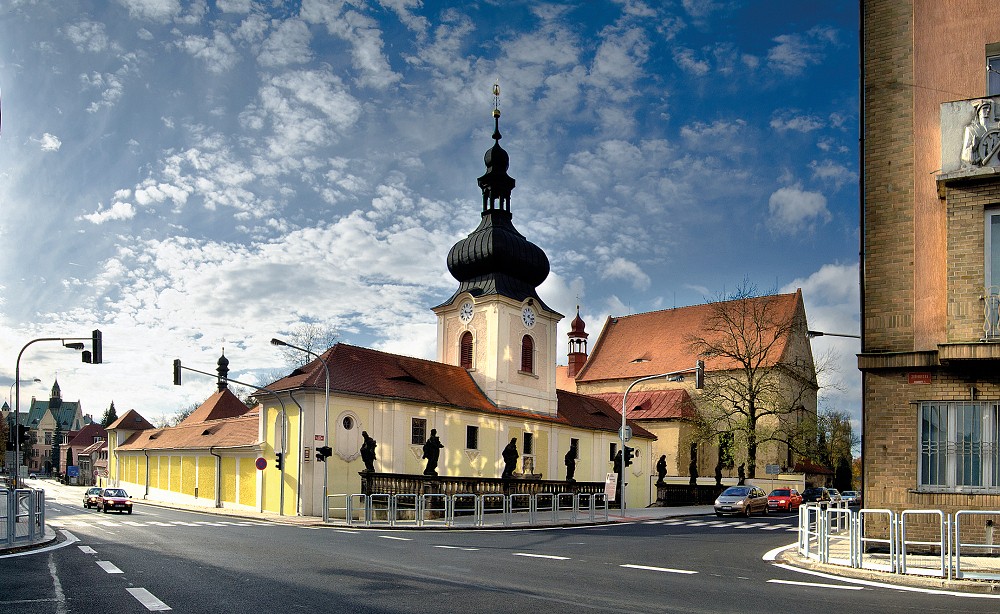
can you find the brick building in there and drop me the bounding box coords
[862,1,1000,512]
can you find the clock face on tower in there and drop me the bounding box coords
[459,300,474,323]
[521,305,536,328]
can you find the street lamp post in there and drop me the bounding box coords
[13,332,103,488]
[6,378,39,475]
[271,338,331,522]
[619,361,705,517]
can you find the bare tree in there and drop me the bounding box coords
[688,281,819,479]
[273,323,339,368]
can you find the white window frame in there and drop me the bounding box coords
[918,401,1000,492]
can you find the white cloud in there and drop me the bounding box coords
[116,0,183,23]
[63,20,110,53]
[176,30,240,73]
[767,185,831,234]
[80,201,137,224]
[809,159,858,188]
[302,1,401,89]
[767,26,839,76]
[601,256,651,290]
[38,133,61,151]
[673,47,710,76]
[771,110,824,133]
[258,19,313,67]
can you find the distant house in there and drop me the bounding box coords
[17,380,84,474]
[67,423,107,486]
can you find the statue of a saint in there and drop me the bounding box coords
[501,438,519,478]
[655,454,667,486]
[737,463,746,485]
[564,448,576,482]
[963,98,1000,167]
[422,428,443,476]
[360,431,377,473]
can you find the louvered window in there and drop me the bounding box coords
[460,331,473,369]
[520,335,534,373]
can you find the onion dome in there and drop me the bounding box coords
[216,350,230,391]
[442,83,551,308]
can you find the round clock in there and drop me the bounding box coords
[521,305,536,328]
[459,300,474,323]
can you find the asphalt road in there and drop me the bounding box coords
[2,481,997,613]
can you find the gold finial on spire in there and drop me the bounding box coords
[492,80,501,119]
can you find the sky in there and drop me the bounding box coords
[0,0,861,439]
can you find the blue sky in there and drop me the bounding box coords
[0,0,861,434]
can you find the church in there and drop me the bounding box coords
[106,94,662,516]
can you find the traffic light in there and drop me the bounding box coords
[695,359,705,389]
[275,452,284,471]
[173,359,182,385]
[17,425,29,446]
[624,446,634,467]
[91,329,103,364]
[316,446,332,462]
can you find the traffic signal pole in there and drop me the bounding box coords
[13,331,103,488]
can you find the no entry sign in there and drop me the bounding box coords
[255,457,267,471]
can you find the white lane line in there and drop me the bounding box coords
[513,553,570,560]
[78,546,97,554]
[434,545,480,551]
[96,521,118,526]
[147,522,173,527]
[620,563,697,575]
[771,562,1000,598]
[96,561,123,574]
[127,587,172,611]
[768,579,864,591]
[171,522,197,526]
[760,525,787,531]
[378,535,412,541]
[0,530,78,559]
[333,529,359,534]
[121,521,144,526]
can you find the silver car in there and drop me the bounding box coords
[714,485,769,517]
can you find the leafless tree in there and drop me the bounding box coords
[273,322,339,368]
[687,281,819,479]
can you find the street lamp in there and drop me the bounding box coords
[14,332,103,488]
[8,378,40,405]
[807,330,861,339]
[619,360,705,517]
[271,338,331,522]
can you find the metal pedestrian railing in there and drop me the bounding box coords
[2,488,45,548]
[797,504,1000,581]
[326,492,609,528]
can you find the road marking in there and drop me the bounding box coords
[78,546,96,554]
[147,522,172,527]
[127,587,172,611]
[513,553,570,560]
[0,530,78,559]
[171,522,198,526]
[620,564,697,575]
[434,545,480,551]
[768,579,864,591]
[378,535,412,541]
[96,561,123,574]
[760,525,785,530]
[333,529,359,534]
[121,521,144,526]
[771,562,1000,598]
[96,521,118,526]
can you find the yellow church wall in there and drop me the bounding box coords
[220,457,237,504]
[169,456,181,492]
[197,456,215,501]
[260,402,299,516]
[181,456,196,496]
[238,458,255,508]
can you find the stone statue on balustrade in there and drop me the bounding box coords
[360,431,377,473]
[564,448,576,482]
[422,428,443,476]
[656,455,667,487]
[501,438,519,478]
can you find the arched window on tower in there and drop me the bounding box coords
[460,331,474,369]
[520,335,534,374]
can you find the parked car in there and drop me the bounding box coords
[83,487,103,509]
[767,488,802,512]
[714,485,769,517]
[841,490,861,506]
[801,487,831,504]
[827,488,843,503]
[97,488,133,514]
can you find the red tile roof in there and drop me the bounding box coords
[586,389,696,421]
[556,390,655,438]
[576,290,804,382]
[117,415,261,451]
[266,343,499,413]
[180,388,251,424]
[67,423,107,448]
[108,409,156,432]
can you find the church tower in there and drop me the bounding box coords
[433,84,562,415]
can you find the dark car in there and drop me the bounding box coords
[801,487,831,504]
[83,487,103,509]
[767,488,803,512]
[714,485,769,517]
[97,488,133,514]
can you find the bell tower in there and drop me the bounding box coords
[433,83,562,414]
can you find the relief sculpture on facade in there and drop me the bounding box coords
[962,98,1000,167]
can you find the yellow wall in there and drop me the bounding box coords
[221,457,237,504]
[239,458,255,507]
[197,455,215,501]
[169,456,181,492]
[181,456,196,496]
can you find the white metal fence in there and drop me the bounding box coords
[797,503,1000,581]
[1,489,45,548]
[326,491,609,528]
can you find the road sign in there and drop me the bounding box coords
[765,464,781,475]
[255,457,267,471]
[604,472,618,501]
[618,425,632,442]
[67,465,79,478]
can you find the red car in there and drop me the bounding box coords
[97,488,133,514]
[767,488,802,512]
